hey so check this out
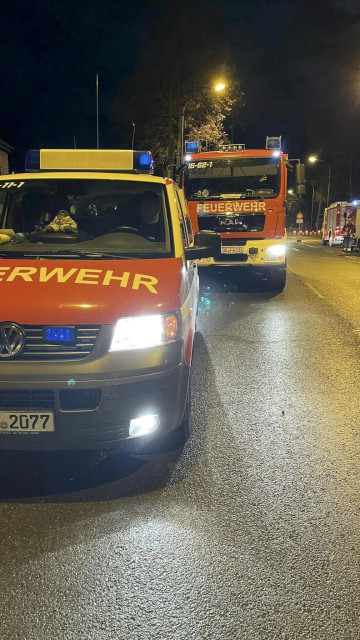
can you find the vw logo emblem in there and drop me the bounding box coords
[0,322,26,359]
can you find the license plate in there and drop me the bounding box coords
[0,412,55,433]
[221,246,244,254]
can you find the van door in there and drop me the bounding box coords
[174,189,198,365]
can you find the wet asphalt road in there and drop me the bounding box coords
[0,239,359,640]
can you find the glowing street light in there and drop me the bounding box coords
[307,155,331,208]
[180,80,228,162]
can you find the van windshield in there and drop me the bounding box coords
[0,179,172,258]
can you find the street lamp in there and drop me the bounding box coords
[179,81,227,162]
[304,180,315,230]
[308,156,331,208]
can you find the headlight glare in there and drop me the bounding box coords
[109,313,180,351]
[265,245,286,260]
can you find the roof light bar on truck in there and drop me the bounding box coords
[219,144,246,152]
[266,136,282,150]
[185,141,200,154]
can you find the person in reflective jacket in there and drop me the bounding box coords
[342,215,355,253]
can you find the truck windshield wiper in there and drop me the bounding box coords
[220,193,264,201]
[238,194,264,201]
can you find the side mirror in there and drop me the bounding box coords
[295,163,305,185]
[184,230,221,260]
[174,162,188,176]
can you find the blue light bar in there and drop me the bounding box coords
[25,149,40,172]
[44,327,76,343]
[133,151,153,173]
[185,141,200,153]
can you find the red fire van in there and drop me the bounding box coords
[0,149,220,451]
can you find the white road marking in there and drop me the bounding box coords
[305,282,324,299]
[299,242,318,248]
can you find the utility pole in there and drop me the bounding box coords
[96,73,100,149]
[131,122,135,150]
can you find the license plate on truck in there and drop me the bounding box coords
[0,412,55,433]
[221,246,244,254]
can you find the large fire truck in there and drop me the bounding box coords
[321,201,356,247]
[182,137,300,291]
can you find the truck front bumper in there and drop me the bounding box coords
[198,238,286,268]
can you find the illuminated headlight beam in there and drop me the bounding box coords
[266,245,286,259]
[129,414,160,437]
[109,313,180,351]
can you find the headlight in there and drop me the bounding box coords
[265,245,286,260]
[109,312,181,351]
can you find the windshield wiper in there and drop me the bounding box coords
[47,251,141,259]
[189,193,224,200]
[220,193,264,201]
[1,250,139,260]
[238,194,264,201]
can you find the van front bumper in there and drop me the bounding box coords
[0,344,189,451]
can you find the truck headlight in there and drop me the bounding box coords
[109,312,181,351]
[265,245,286,260]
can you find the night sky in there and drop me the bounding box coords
[1,0,360,200]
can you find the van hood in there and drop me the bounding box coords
[1,257,185,324]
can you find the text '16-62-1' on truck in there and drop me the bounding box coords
[0,148,221,452]
[181,136,305,292]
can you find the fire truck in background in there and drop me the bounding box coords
[321,201,356,246]
[355,206,360,250]
[182,137,303,291]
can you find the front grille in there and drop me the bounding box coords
[216,253,248,262]
[0,389,55,409]
[19,326,100,360]
[198,214,265,233]
[59,388,102,410]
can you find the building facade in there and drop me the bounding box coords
[0,138,13,174]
